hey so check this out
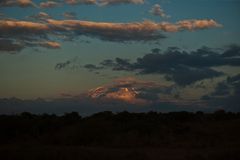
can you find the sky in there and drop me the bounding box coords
[0,0,240,114]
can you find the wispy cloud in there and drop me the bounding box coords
[39,41,61,49]
[64,0,96,5]
[98,0,144,6]
[40,1,61,8]
[63,12,77,19]
[150,4,170,18]
[28,12,52,21]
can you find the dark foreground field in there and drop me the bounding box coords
[0,111,240,160]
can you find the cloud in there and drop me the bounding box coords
[83,45,240,85]
[46,19,220,42]
[1,19,221,38]
[202,74,240,111]
[0,0,145,8]
[88,77,174,104]
[150,4,170,18]
[39,41,61,49]
[0,20,49,34]
[0,0,37,7]
[29,12,52,21]
[0,38,24,52]
[64,0,96,5]
[0,19,51,52]
[84,64,103,71]
[221,44,240,57]
[63,12,77,19]
[46,19,166,42]
[177,19,222,30]
[1,76,239,115]
[209,74,240,97]
[0,18,221,53]
[55,57,81,70]
[40,1,61,8]
[55,60,71,70]
[65,0,145,6]
[165,67,222,86]
[98,0,144,6]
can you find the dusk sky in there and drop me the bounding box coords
[0,0,240,114]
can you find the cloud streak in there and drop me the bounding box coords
[0,18,221,53]
[39,41,61,49]
[0,0,145,8]
[0,0,37,7]
[64,0,96,5]
[63,12,77,19]
[98,0,144,6]
[40,1,61,8]
[46,19,221,42]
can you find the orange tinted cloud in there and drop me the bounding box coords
[98,0,144,6]
[65,0,96,5]
[40,0,143,6]
[40,41,61,49]
[0,20,49,32]
[88,77,171,104]
[40,1,61,8]
[0,18,221,52]
[0,19,220,35]
[46,19,221,41]
[47,19,221,32]
[0,0,37,7]
[176,19,222,30]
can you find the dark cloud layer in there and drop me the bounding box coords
[78,46,240,85]
[202,74,240,110]
[0,39,24,52]
[84,64,103,71]
[0,97,189,115]
[221,44,240,57]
